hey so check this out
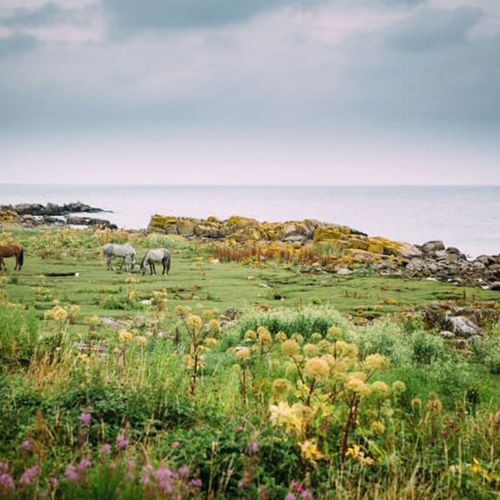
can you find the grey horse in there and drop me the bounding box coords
[141,248,171,276]
[102,243,137,271]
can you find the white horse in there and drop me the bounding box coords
[141,248,171,276]
[102,243,137,271]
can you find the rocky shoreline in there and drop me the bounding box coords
[0,202,117,229]
[148,214,500,290]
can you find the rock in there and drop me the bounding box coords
[335,267,353,275]
[489,282,500,291]
[421,240,445,253]
[448,316,479,338]
[440,330,455,339]
[176,218,196,237]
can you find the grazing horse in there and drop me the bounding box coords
[141,248,171,276]
[0,244,24,271]
[102,243,137,271]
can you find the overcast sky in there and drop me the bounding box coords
[0,0,499,184]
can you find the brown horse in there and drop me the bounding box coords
[0,244,24,271]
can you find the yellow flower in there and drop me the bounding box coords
[281,339,300,357]
[304,357,329,380]
[89,315,100,326]
[271,378,291,396]
[134,335,148,346]
[244,329,257,341]
[310,332,323,343]
[371,381,390,399]
[291,333,304,344]
[317,339,331,354]
[183,354,193,367]
[300,439,324,465]
[185,314,202,331]
[275,331,287,342]
[269,401,304,436]
[208,319,220,334]
[363,353,390,372]
[370,420,386,435]
[257,326,272,345]
[426,397,443,416]
[334,341,358,359]
[326,326,343,340]
[202,309,214,321]
[303,343,319,357]
[235,347,251,360]
[70,305,81,315]
[345,375,371,398]
[346,444,374,466]
[118,330,133,344]
[175,305,191,317]
[205,337,218,348]
[391,380,406,395]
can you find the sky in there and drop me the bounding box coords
[0,0,499,185]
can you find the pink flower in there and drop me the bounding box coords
[19,465,39,486]
[64,464,80,482]
[48,477,58,487]
[301,491,314,499]
[285,494,296,500]
[21,440,33,452]
[77,458,91,471]
[247,441,259,454]
[226,468,233,475]
[190,478,202,487]
[0,462,8,473]
[292,482,303,492]
[99,443,111,455]
[115,435,129,451]
[0,472,15,491]
[171,441,180,449]
[178,465,189,476]
[140,465,153,485]
[79,412,91,426]
[235,426,243,431]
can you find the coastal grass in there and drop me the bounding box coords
[0,226,499,499]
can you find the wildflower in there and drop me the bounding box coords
[118,330,133,344]
[140,465,153,485]
[281,339,300,356]
[346,444,374,466]
[244,329,257,341]
[411,397,422,411]
[291,482,303,492]
[300,439,324,465]
[426,397,443,416]
[334,341,358,359]
[304,357,329,380]
[89,315,100,325]
[171,441,180,449]
[0,472,15,491]
[391,380,406,395]
[275,331,287,342]
[0,462,8,473]
[317,339,331,353]
[19,465,39,486]
[116,434,129,451]
[205,337,218,348]
[247,441,259,454]
[371,381,390,399]
[226,468,233,475]
[257,326,272,345]
[291,333,304,344]
[77,458,91,471]
[202,309,214,321]
[235,426,244,431]
[235,347,251,360]
[48,477,58,487]
[190,478,202,487]
[271,378,291,396]
[79,412,91,426]
[134,335,148,346]
[175,305,191,316]
[21,440,33,452]
[301,490,314,499]
[179,465,189,476]
[304,343,319,357]
[99,443,111,455]
[345,376,371,398]
[370,420,386,435]
[185,314,202,331]
[362,353,390,372]
[208,319,220,334]
[285,494,296,500]
[326,326,343,340]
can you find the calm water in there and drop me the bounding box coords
[1,184,499,257]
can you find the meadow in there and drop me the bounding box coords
[0,226,499,499]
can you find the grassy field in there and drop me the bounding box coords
[0,227,499,499]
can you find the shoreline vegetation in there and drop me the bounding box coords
[0,202,499,499]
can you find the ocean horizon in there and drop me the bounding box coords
[1,183,499,258]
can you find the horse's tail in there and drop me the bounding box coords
[166,252,171,274]
[19,247,24,268]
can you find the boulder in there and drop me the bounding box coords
[448,316,479,338]
[176,218,196,237]
[421,240,445,253]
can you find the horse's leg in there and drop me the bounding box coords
[15,255,18,271]
[106,255,112,270]
[0,257,4,271]
[153,263,157,275]
[149,263,153,275]
[162,259,166,275]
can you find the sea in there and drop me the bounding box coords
[0,184,499,258]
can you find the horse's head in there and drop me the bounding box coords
[140,253,146,275]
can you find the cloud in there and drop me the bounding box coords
[2,3,63,28]
[0,33,38,57]
[102,0,309,37]
[385,6,483,51]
